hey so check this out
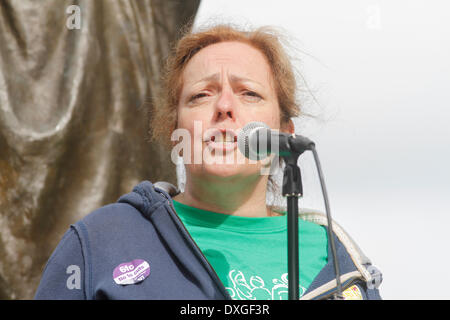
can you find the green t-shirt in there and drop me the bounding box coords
[173,200,328,300]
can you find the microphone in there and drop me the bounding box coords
[237,121,315,160]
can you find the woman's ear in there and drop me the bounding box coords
[280,119,295,134]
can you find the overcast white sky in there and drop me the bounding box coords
[194,0,450,299]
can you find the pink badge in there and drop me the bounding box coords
[113,259,150,285]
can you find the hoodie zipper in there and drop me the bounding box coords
[154,188,232,300]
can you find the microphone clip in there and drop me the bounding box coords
[280,134,308,197]
[281,151,303,197]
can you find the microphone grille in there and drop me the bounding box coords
[237,121,270,160]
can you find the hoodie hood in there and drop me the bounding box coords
[117,181,175,219]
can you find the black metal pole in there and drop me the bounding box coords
[282,151,303,300]
[274,133,343,300]
[287,195,299,300]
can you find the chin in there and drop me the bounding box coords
[201,162,261,179]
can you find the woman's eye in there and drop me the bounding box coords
[189,93,208,102]
[243,91,262,100]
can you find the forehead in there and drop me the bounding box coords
[182,41,274,88]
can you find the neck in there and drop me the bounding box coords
[173,173,273,217]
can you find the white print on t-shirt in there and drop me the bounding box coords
[225,270,306,300]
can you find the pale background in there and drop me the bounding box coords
[193,0,450,299]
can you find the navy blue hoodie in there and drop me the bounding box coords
[34,181,382,300]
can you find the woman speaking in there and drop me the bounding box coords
[35,24,382,300]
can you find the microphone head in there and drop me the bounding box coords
[237,121,270,160]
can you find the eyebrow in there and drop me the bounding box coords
[194,73,262,86]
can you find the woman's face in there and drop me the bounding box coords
[176,41,284,180]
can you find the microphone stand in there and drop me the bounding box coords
[247,126,343,300]
[280,137,304,301]
[280,134,307,300]
[280,133,343,300]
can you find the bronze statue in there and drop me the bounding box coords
[0,0,200,300]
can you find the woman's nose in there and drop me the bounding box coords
[214,88,235,122]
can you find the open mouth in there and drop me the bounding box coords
[203,128,238,151]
